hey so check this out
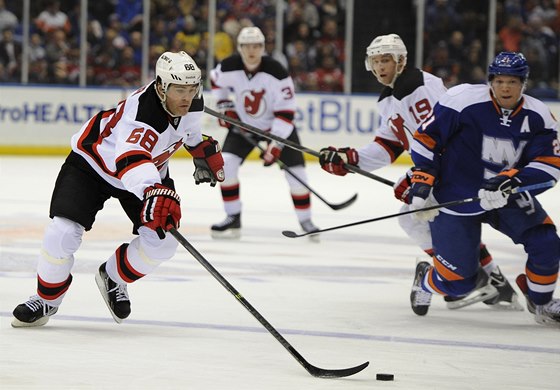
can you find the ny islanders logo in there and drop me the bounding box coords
[241,89,266,117]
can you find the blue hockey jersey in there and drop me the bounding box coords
[411,84,560,214]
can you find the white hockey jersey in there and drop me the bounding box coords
[210,55,296,139]
[71,81,205,199]
[357,67,447,171]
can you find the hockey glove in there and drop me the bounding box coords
[261,141,283,167]
[141,183,181,239]
[478,170,520,210]
[187,135,225,187]
[217,100,239,130]
[409,167,439,222]
[393,169,413,204]
[318,147,359,176]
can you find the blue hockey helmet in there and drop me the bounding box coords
[488,52,529,81]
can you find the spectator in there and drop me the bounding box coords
[173,14,201,57]
[35,0,72,36]
[423,41,459,87]
[308,54,343,92]
[114,0,142,33]
[0,0,18,32]
[498,14,524,52]
[286,0,320,31]
[0,27,21,81]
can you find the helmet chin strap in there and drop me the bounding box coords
[489,80,526,109]
[373,57,406,88]
[154,83,179,118]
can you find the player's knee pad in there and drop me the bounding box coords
[222,153,242,185]
[284,165,308,194]
[138,226,178,262]
[42,216,85,259]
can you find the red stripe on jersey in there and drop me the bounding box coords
[274,110,295,123]
[374,137,405,162]
[76,103,127,177]
[115,150,152,179]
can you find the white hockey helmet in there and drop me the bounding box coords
[365,33,407,71]
[237,26,265,51]
[155,51,201,94]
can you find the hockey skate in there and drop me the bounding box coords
[481,267,523,310]
[410,261,432,316]
[300,219,320,242]
[211,213,241,239]
[446,269,499,310]
[516,274,560,327]
[95,263,131,323]
[12,295,58,328]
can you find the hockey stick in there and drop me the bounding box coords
[204,106,395,187]
[235,129,358,210]
[282,180,556,238]
[168,227,369,378]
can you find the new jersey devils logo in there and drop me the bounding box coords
[242,89,266,117]
[388,114,411,150]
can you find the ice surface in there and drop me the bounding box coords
[1,156,559,389]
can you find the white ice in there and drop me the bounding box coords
[1,156,559,390]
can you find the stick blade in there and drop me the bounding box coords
[282,230,300,238]
[306,361,370,378]
[329,193,358,210]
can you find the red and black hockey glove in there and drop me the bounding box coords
[141,183,181,239]
[187,135,225,187]
[217,100,239,130]
[261,141,283,167]
[318,147,359,176]
[393,169,413,203]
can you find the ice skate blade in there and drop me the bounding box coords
[211,229,241,239]
[95,272,124,324]
[307,233,320,243]
[11,316,50,328]
[446,284,499,310]
[485,297,524,311]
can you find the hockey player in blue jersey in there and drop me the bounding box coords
[408,51,560,327]
[318,34,520,310]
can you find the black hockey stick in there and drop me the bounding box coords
[282,180,556,238]
[235,129,358,210]
[204,106,394,187]
[168,227,369,378]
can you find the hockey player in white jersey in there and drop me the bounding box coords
[409,51,560,326]
[12,51,225,327]
[209,26,319,239]
[318,34,520,310]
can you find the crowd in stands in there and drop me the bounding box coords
[423,0,559,98]
[0,0,559,98]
